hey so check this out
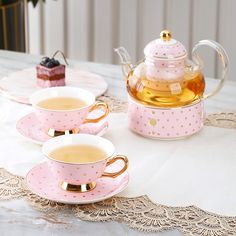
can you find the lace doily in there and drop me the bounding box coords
[97,94,127,113]
[0,92,236,235]
[204,112,236,129]
[0,168,236,235]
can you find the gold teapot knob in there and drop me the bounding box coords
[160,30,172,41]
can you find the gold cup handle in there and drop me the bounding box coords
[102,155,128,178]
[84,101,109,124]
[192,40,229,100]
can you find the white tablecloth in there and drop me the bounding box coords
[0,81,236,216]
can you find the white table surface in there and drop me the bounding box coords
[1,50,236,236]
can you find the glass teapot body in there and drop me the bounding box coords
[127,58,205,108]
[115,30,228,108]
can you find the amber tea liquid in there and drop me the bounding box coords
[49,145,107,163]
[127,71,205,107]
[37,97,87,110]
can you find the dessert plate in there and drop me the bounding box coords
[0,68,108,104]
[16,112,108,145]
[26,162,129,204]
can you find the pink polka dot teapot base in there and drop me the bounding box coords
[115,30,229,139]
[128,98,204,139]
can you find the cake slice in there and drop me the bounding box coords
[36,57,66,88]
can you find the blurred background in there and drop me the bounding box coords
[0,0,235,80]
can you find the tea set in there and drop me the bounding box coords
[11,30,229,204]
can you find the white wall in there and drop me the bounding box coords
[28,0,235,81]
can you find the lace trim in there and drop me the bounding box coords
[0,168,26,200]
[74,196,236,235]
[0,169,236,235]
[98,94,127,113]
[204,112,236,129]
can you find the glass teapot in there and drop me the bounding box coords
[115,30,229,108]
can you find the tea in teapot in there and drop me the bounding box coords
[127,66,205,108]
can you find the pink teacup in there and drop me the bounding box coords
[29,87,109,135]
[42,134,128,192]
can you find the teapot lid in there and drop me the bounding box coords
[144,30,187,60]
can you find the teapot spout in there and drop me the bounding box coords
[114,47,132,77]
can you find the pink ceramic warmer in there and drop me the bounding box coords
[116,30,229,139]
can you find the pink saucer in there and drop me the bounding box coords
[26,162,129,204]
[16,112,108,145]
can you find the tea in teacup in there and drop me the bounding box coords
[49,144,107,163]
[37,97,87,110]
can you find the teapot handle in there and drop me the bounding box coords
[192,40,229,99]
